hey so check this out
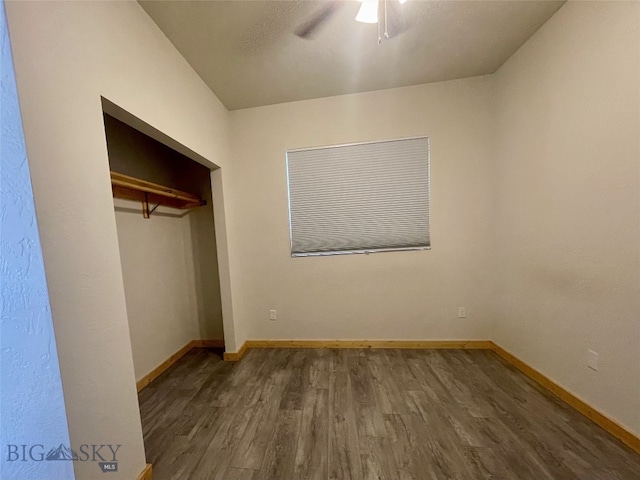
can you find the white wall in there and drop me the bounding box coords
[5,1,232,478]
[228,77,496,344]
[494,1,640,435]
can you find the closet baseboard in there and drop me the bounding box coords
[191,339,225,348]
[136,339,224,392]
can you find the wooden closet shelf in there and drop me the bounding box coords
[111,171,206,218]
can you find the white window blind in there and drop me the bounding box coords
[286,136,430,257]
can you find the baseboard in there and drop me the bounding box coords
[136,339,225,392]
[222,339,491,362]
[489,341,640,454]
[223,340,248,361]
[245,339,492,349]
[136,463,152,480]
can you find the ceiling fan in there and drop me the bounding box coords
[295,0,409,43]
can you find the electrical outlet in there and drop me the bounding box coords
[458,307,467,318]
[587,350,598,371]
[269,309,277,321]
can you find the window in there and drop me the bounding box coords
[286,136,430,257]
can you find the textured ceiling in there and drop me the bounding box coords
[139,0,565,110]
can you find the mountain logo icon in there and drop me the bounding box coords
[45,444,79,461]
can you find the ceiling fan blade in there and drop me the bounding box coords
[295,2,344,39]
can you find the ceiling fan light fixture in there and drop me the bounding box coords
[356,0,379,24]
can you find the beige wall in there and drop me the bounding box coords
[494,1,640,435]
[5,1,232,478]
[115,201,201,381]
[228,76,497,344]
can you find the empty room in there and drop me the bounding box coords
[1,0,639,479]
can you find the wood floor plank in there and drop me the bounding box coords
[367,350,413,415]
[230,366,291,470]
[360,435,399,480]
[383,414,421,479]
[223,467,262,480]
[258,409,302,480]
[293,387,329,480]
[328,365,363,480]
[279,350,310,411]
[139,347,640,480]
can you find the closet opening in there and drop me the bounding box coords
[100,103,226,395]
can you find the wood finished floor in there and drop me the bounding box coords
[138,348,640,480]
